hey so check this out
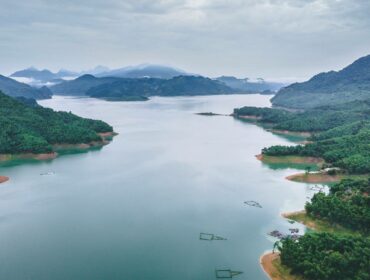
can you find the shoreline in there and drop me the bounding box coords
[256,154,323,165]
[281,210,316,230]
[281,210,357,235]
[0,132,117,163]
[286,172,342,183]
[260,252,279,280]
[0,176,9,184]
[267,129,311,138]
[238,115,262,120]
[260,252,299,280]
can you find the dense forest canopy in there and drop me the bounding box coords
[279,232,370,280]
[305,178,370,233]
[0,91,112,154]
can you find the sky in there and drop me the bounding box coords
[1,0,370,82]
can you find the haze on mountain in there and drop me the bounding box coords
[272,54,370,109]
[11,67,78,81]
[0,74,52,100]
[215,76,286,93]
[10,64,188,87]
[97,64,188,79]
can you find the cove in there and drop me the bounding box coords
[0,95,315,280]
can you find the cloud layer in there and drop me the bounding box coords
[1,0,370,80]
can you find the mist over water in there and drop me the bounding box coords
[0,95,313,280]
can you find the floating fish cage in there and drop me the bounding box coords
[269,230,302,241]
[215,270,243,279]
[40,172,55,176]
[199,233,227,241]
[289,228,299,233]
[309,185,324,192]
[244,200,262,208]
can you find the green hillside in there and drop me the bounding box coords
[0,92,112,154]
[0,75,52,99]
[271,54,370,109]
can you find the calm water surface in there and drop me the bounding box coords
[0,95,315,280]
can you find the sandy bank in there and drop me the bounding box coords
[98,131,118,138]
[0,176,9,184]
[238,115,262,120]
[281,211,317,230]
[282,210,305,219]
[267,129,311,138]
[286,172,342,183]
[260,252,299,280]
[282,210,356,235]
[0,131,117,163]
[256,154,323,165]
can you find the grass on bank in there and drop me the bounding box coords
[283,211,362,236]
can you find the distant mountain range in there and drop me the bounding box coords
[11,65,285,96]
[272,54,370,109]
[215,76,286,93]
[50,75,236,100]
[0,74,52,99]
[50,75,119,96]
[10,64,189,86]
[97,64,188,79]
[10,67,78,84]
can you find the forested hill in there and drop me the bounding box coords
[49,74,119,95]
[50,75,236,99]
[234,100,370,173]
[0,75,52,99]
[271,54,370,109]
[88,75,236,100]
[0,91,113,154]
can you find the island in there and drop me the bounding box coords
[50,75,237,101]
[0,176,9,184]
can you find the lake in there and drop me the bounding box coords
[0,94,315,280]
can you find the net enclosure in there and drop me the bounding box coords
[244,200,262,208]
[199,233,227,241]
[215,270,243,279]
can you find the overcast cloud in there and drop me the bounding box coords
[0,0,370,81]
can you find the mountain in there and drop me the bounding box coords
[11,67,56,82]
[80,65,110,76]
[11,67,79,81]
[50,74,120,95]
[10,67,80,88]
[0,91,112,154]
[56,69,79,77]
[216,76,286,93]
[0,75,52,99]
[97,64,188,79]
[50,75,235,100]
[87,76,235,100]
[271,54,370,109]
